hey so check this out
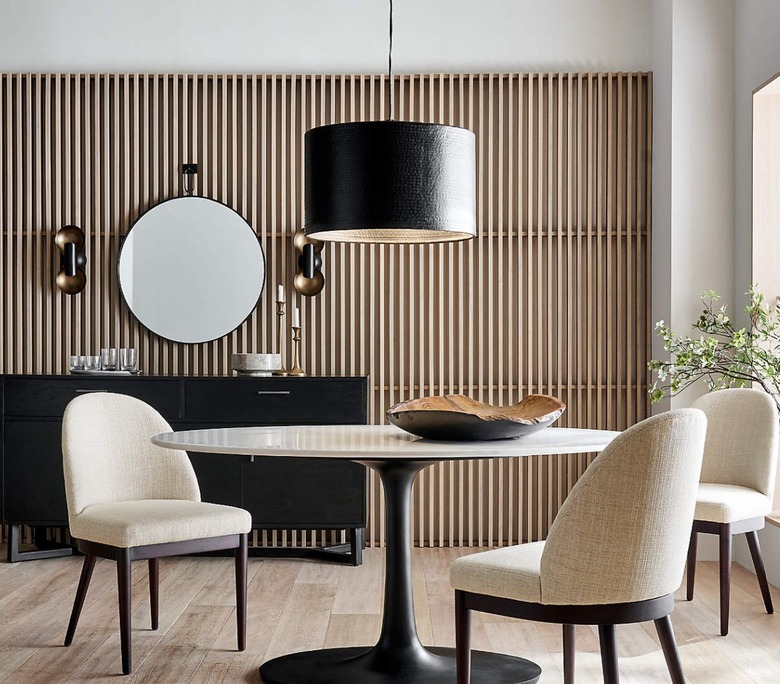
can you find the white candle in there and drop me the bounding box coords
[293,307,300,327]
[277,284,285,302]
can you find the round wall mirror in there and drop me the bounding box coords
[118,196,265,344]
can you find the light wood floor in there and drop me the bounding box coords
[0,546,778,683]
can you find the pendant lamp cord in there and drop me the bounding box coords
[388,0,394,120]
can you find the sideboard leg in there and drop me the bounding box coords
[7,524,21,563]
[350,527,365,566]
[6,523,73,562]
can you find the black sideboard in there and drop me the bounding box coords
[1,374,368,564]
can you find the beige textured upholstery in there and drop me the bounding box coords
[691,388,778,521]
[62,393,251,548]
[695,483,772,523]
[451,409,707,605]
[68,500,252,548]
[451,542,545,603]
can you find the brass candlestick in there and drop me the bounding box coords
[272,300,289,376]
[288,326,305,376]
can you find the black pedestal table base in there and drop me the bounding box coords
[259,646,540,683]
[259,458,542,684]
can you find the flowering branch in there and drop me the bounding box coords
[648,287,780,413]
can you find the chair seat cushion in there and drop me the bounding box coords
[449,541,544,603]
[69,499,253,548]
[695,483,772,524]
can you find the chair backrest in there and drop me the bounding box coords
[540,409,707,605]
[692,388,779,498]
[62,392,200,520]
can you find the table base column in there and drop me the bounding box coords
[260,458,541,684]
[259,645,541,684]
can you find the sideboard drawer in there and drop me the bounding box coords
[184,377,366,424]
[4,378,181,418]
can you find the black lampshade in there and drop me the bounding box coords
[304,120,476,243]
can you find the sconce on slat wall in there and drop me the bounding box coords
[55,225,87,294]
[293,230,324,296]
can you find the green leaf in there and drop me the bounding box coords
[647,285,780,408]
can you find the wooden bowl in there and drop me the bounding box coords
[386,394,566,441]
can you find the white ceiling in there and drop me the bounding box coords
[0,0,651,73]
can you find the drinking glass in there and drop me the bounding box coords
[120,348,137,372]
[100,348,118,371]
[84,355,100,371]
[69,355,85,370]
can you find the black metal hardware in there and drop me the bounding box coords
[55,225,87,294]
[182,163,198,195]
[6,524,73,563]
[293,230,325,296]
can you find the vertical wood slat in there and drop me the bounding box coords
[0,72,651,548]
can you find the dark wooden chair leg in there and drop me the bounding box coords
[455,591,472,684]
[117,549,132,675]
[686,529,698,601]
[745,530,774,615]
[148,558,159,630]
[235,533,248,652]
[654,615,686,684]
[64,554,97,646]
[562,624,576,684]
[598,624,619,684]
[718,523,732,636]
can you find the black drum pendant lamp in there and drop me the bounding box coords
[304,0,476,244]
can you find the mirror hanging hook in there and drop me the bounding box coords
[182,163,198,196]
[388,0,394,121]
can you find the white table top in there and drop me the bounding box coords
[152,424,620,462]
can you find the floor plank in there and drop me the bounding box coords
[330,546,382,616]
[0,547,778,683]
[323,614,380,649]
[195,558,300,683]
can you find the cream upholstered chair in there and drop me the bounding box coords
[61,393,252,675]
[687,388,778,636]
[451,409,707,684]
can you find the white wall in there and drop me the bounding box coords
[734,1,780,304]
[0,0,650,73]
[650,0,736,410]
[649,0,673,413]
[649,0,734,562]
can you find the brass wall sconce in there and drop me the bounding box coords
[55,225,87,294]
[293,230,324,296]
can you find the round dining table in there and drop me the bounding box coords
[152,424,620,684]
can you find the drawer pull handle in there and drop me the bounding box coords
[75,389,108,394]
[256,391,291,396]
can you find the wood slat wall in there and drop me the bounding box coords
[0,72,651,548]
